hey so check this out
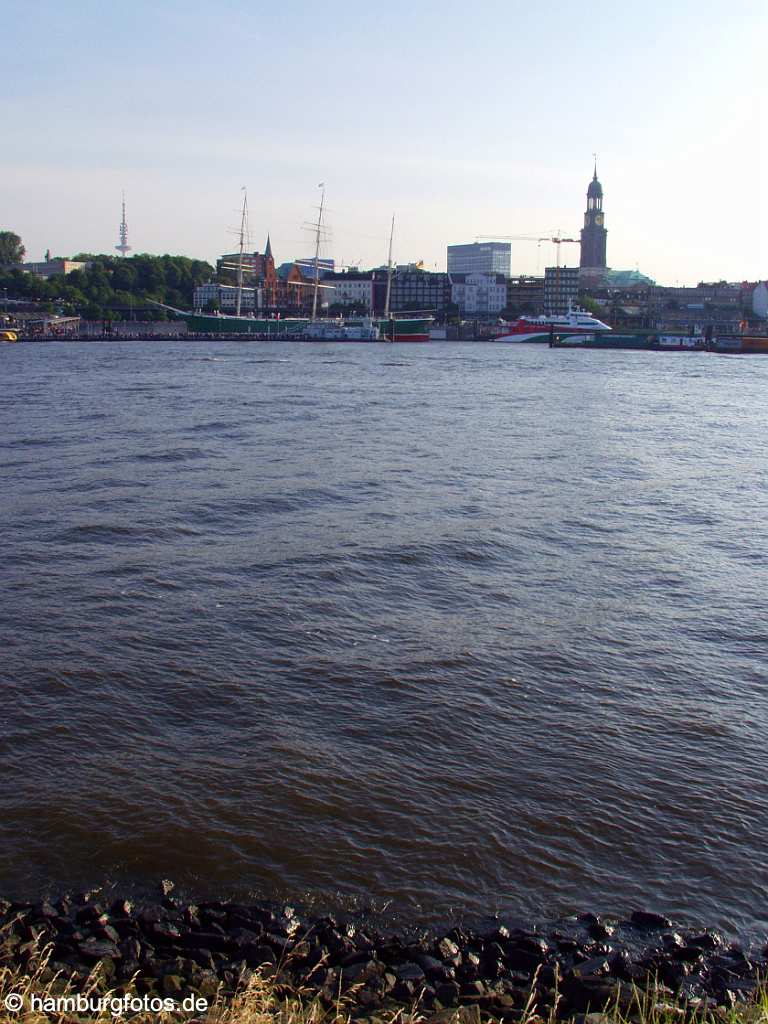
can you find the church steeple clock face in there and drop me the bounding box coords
[595,213,604,226]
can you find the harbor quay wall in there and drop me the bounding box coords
[77,320,189,338]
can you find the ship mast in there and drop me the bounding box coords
[236,187,248,317]
[384,213,395,317]
[311,184,325,321]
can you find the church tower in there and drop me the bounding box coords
[579,163,607,270]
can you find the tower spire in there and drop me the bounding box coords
[580,163,607,272]
[115,191,131,257]
[265,234,273,260]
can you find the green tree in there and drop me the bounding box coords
[0,231,25,265]
[579,296,603,316]
[443,301,460,324]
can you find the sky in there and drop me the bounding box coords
[2,0,765,286]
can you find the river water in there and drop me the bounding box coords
[1,340,766,939]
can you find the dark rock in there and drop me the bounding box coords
[184,905,201,929]
[97,924,121,944]
[630,910,673,929]
[434,980,461,1006]
[152,922,182,943]
[514,934,549,957]
[395,962,426,984]
[572,956,610,978]
[416,953,454,982]
[437,936,460,960]
[562,976,617,1013]
[382,970,397,993]
[242,943,276,968]
[36,901,58,920]
[162,973,184,996]
[200,905,227,928]
[658,958,689,988]
[583,941,612,957]
[687,931,723,950]
[118,937,142,961]
[456,952,481,982]
[726,945,751,966]
[110,899,133,918]
[578,913,600,927]
[76,904,106,926]
[502,947,543,974]
[608,950,631,978]
[181,930,233,954]
[341,959,383,987]
[77,939,121,961]
[137,906,165,928]
[556,938,581,954]
[460,979,488,999]
[339,948,371,968]
[672,946,704,964]
[538,964,559,987]
[230,927,262,949]
[185,948,215,970]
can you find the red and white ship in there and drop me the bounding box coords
[492,307,612,342]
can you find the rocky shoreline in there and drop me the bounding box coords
[1,891,766,1019]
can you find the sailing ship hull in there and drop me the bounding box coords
[183,314,309,336]
[380,318,431,342]
[181,312,432,342]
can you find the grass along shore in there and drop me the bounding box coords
[0,954,766,1024]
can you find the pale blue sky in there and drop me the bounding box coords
[2,0,765,284]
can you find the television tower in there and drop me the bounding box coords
[115,192,131,256]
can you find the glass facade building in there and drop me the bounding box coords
[447,242,511,276]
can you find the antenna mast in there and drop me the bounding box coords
[115,192,131,257]
[312,184,325,321]
[384,213,395,317]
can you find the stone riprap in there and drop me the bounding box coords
[1,894,766,1018]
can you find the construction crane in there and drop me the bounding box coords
[476,232,581,314]
[475,232,580,272]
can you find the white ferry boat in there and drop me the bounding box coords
[493,308,612,343]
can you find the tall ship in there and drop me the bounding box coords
[491,307,612,343]
[175,190,432,342]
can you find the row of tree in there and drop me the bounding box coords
[0,233,214,320]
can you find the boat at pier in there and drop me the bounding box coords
[551,333,655,350]
[656,332,707,350]
[492,307,612,343]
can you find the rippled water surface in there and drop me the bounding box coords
[2,340,767,937]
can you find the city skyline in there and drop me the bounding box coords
[2,0,765,286]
